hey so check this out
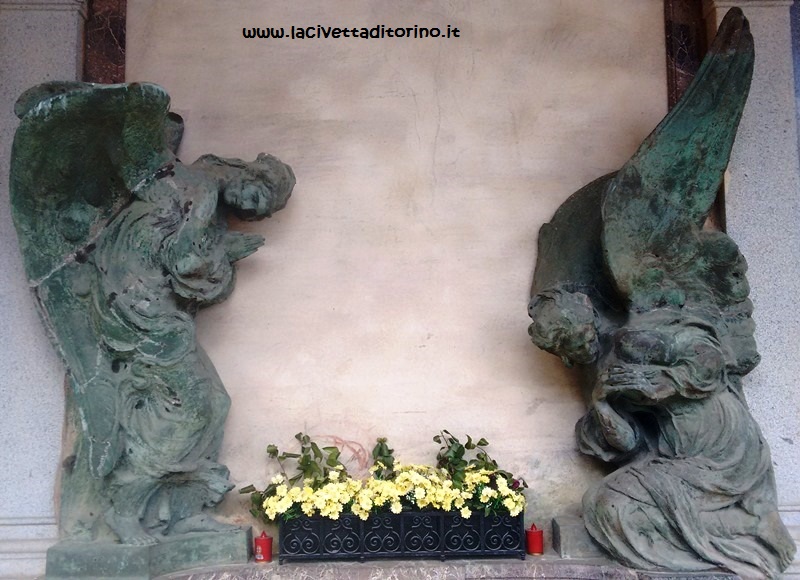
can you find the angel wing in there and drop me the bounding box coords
[11,82,173,282]
[601,8,753,310]
[10,82,175,477]
[530,172,621,316]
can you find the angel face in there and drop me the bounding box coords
[528,290,600,366]
[696,231,750,307]
[222,154,295,221]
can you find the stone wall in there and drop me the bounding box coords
[1,1,799,578]
[124,0,667,530]
[0,2,85,577]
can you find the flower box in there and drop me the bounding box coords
[278,511,526,563]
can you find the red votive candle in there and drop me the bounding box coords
[254,531,273,563]
[526,523,544,555]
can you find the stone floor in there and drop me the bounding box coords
[156,556,739,580]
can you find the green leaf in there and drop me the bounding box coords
[477,438,489,447]
[266,444,279,457]
[238,484,256,494]
[311,442,323,459]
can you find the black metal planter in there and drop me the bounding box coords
[278,511,525,563]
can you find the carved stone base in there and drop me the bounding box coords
[635,573,738,580]
[551,516,605,559]
[45,527,252,579]
[148,557,742,579]
[549,517,739,579]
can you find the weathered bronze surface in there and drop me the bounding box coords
[10,82,294,548]
[528,9,795,578]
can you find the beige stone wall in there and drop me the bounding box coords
[126,0,666,528]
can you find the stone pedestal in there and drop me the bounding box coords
[551,517,604,560]
[45,528,252,580]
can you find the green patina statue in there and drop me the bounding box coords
[10,83,295,547]
[528,9,795,578]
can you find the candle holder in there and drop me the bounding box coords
[526,523,543,555]
[254,531,273,563]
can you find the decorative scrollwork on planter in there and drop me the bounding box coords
[405,514,440,553]
[280,517,321,556]
[322,517,360,554]
[364,516,402,553]
[485,515,524,551]
[443,515,481,552]
[278,511,525,563]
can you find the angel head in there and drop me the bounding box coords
[195,152,296,221]
[693,231,750,308]
[528,288,600,367]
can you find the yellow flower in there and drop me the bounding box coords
[258,448,526,523]
[498,476,518,497]
[358,495,373,511]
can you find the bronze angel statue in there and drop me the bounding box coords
[528,9,795,578]
[10,82,295,545]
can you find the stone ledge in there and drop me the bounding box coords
[46,528,252,580]
[0,538,52,579]
[0,520,58,580]
[156,556,740,580]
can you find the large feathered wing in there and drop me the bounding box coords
[10,82,174,477]
[530,173,622,316]
[601,8,754,309]
[11,82,173,283]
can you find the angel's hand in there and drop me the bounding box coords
[224,231,265,262]
[593,400,638,452]
[595,365,674,404]
[577,410,635,462]
[602,365,654,385]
